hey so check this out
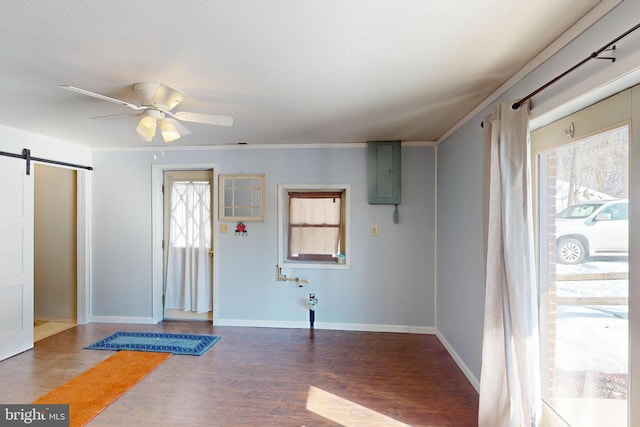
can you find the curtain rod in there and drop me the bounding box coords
[511,21,640,110]
[481,21,640,128]
[0,148,93,175]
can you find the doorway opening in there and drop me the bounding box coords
[34,164,78,341]
[162,169,214,321]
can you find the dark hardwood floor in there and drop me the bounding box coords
[0,322,478,426]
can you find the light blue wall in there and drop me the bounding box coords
[91,145,436,329]
[436,0,640,384]
[436,127,486,378]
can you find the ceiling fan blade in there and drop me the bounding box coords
[61,85,145,111]
[164,118,191,135]
[89,112,143,120]
[174,111,233,127]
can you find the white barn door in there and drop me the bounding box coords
[0,156,34,361]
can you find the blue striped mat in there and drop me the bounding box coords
[85,331,221,356]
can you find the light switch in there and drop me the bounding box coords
[370,225,378,236]
[219,224,229,234]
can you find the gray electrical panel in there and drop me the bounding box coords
[367,141,401,204]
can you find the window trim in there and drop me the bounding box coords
[277,184,350,270]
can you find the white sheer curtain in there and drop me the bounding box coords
[165,181,212,313]
[479,100,541,427]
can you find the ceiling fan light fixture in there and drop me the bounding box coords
[138,133,154,142]
[61,83,232,143]
[136,114,157,140]
[159,120,181,143]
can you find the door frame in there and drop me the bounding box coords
[76,169,91,324]
[151,163,219,323]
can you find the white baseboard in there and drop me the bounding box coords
[314,323,436,334]
[215,318,436,334]
[214,318,308,328]
[89,315,158,324]
[435,330,480,392]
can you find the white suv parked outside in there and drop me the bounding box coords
[555,199,628,264]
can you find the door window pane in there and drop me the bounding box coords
[537,125,628,426]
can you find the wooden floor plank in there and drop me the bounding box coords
[0,322,478,426]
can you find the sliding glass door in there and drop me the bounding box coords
[532,88,636,426]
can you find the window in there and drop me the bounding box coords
[278,184,350,269]
[219,174,264,222]
[170,181,212,248]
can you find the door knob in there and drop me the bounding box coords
[208,250,214,257]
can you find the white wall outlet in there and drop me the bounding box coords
[370,225,378,236]
[219,224,229,234]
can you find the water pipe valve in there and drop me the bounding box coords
[275,264,310,287]
[308,293,318,310]
[308,293,318,330]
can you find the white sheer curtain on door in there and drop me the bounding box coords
[165,181,212,313]
[479,100,541,427]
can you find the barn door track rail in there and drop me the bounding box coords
[0,148,93,175]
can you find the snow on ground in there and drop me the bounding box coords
[555,305,628,373]
[552,258,629,375]
[556,257,628,275]
[555,258,628,297]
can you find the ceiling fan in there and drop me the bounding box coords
[61,82,233,143]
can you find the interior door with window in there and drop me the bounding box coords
[0,156,34,361]
[532,89,631,426]
[163,170,213,321]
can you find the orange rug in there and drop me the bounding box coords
[34,350,172,427]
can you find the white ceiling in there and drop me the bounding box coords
[1,0,604,149]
